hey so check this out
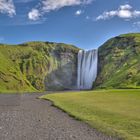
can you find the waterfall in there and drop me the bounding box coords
[77,49,98,90]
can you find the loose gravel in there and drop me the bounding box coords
[0,94,118,140]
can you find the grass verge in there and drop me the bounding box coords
[40,89,140,140]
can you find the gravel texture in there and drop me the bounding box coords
[0,94,118,140]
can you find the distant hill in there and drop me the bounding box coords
[0,42,79,93]
[95,33,140,89]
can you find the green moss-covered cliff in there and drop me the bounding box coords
[95,33,140,89]
[0,42,79,93]
[1,33,140,92]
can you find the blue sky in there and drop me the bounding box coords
[0,0,140,49]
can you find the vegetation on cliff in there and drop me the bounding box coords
[0,42,79,93]
[95,33,140,89]
[1,33,140,92]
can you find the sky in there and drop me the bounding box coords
[0,0,140,49]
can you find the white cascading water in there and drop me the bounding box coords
[77,49,98,90]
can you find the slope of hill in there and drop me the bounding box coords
[1,33,140,92]
[0,42,79,93]
[95,33,140,89]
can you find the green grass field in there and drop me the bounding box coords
[41,90,140,140]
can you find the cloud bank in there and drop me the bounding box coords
[96,4,140,21]
[0,0,16,17]
[28,0,92,20]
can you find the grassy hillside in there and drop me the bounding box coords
[95,33,140,89]
[41,90,140,140]
[1,33,140,92]
[0,42,79,93]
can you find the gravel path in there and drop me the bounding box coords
[0,94,117,140]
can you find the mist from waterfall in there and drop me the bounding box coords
[77,49,98,90]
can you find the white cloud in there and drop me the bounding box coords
[28,0,93,20]
[133,10,140,17]
[0,0,16,17]
[28,9,41,21]
[96,4,140,21]
[75,10,82,16]
[133,21,140,27]
[120,4,132,10]
[86,15,90,19]
[42,0,92,12]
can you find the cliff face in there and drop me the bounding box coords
[1,33,140,92]
[44,45,78,90]
[95,33,140,89]
[0,42,79,93]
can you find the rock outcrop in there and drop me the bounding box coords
[45,45,78,90]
